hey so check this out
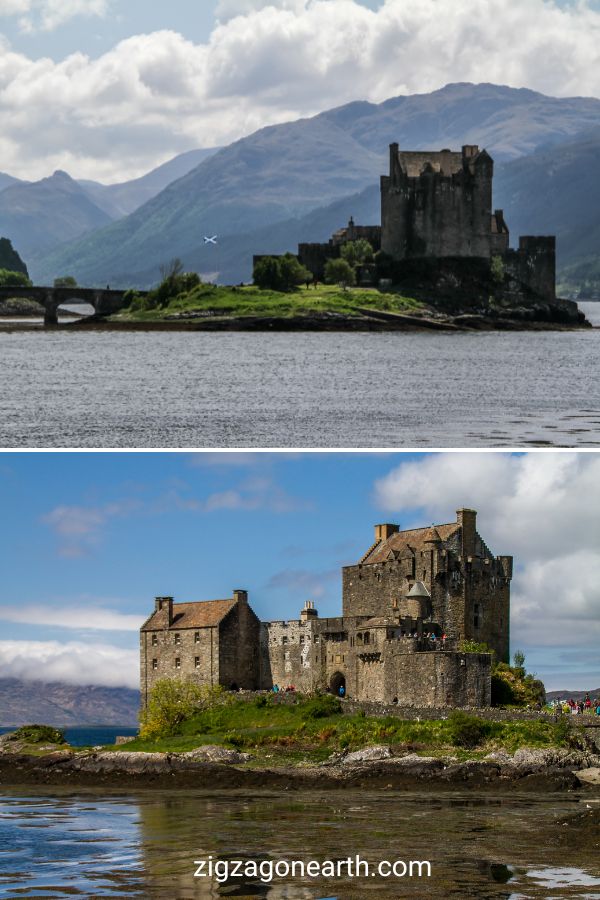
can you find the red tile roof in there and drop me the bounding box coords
[361,523,459,565]
[144,599,236,630]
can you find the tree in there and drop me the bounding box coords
[0,268,31,287]
[0,237,28,278]
[253,256,283,290]
[253,254,310,292]
[54,276,78,288]
[513,650,525,669]
[324,257,356,288]
[278,253,311,291]
[139,678,231,739]
[341,239,374,267]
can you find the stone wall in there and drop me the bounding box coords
[140,624,218,708]
[503,236,556,302]
[381,144,493,260]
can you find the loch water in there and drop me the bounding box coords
[0,788,599,898]
[0,304,599,448]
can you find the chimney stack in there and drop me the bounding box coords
[154,596,173,625]
[233,589,248,604]
[375,523,399,542]
[456,509,477,558]
[300,600,318,621]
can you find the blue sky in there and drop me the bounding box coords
[0,0,599,182]
[1,451,599,692]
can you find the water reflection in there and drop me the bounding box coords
[2,789,596,898]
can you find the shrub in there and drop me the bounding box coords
[0,268,31,287]
[10,724,66,745]
[139,679,231,739]
[0,237,28,277]
[447,711,490,748]
[491,255,505,284]
[54,276,77,288]
[324,258,356,288]
[340,239,374,266]
[303,695,341,719]
[459,640,493,654]
[253,254,311,291]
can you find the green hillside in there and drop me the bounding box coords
[31,83,600,289]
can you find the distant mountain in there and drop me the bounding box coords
[547,688,600,701]
[30,82,600,287]
[0,678,140,727]
[0,170,112,262]
[493,128,600,291]
[79,147,220,218]
[0,172,22,192]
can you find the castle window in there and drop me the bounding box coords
[174,633,181,645]
[194,632,200,643]
[151,634,158,646]
[364,632,370,645]
[194,657,200,668]
[314,635,319,643]
[282,636,288,644]
[300,635,305,644]
[152,658,158,670]
[175,658,181,669]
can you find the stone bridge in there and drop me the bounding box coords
[0,285,144,325]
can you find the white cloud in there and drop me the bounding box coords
[41,499,139,556]
[1,0,600,180]
[216,0,308,21]
[373,452,600,683]
[0,604,143,631]
[0,640,138,687]
[0,0,110,31]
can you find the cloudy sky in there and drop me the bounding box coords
[0,450,598,693]
[0,0,600,182]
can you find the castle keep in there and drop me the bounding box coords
[290,142,556,303]
[140,509,512,709]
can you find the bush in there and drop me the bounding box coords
[0,237,28,278]
[139,679,231,740]
[303,695,341,719]
[340,239,373,267]
[459,640,493,655]
[9,724,66,745]
[447,711,490,748]
[0,268,31,287]
[54,276,77,288]
[491,662,546,708]
[253,254,311,291]
[324,258,356,288]
[491,255,505,284]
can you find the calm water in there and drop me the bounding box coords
[0,789,599,898]
[0,304,599,448]
[0,726,137,747]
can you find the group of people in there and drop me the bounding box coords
[271,684,296,693]
[551,696,600,715]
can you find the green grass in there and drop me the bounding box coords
[104,696,567,764]
[114,283,424,322]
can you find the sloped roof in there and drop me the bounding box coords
[143,599,236,630]
[360,523,459,565]
[407,581,431,598]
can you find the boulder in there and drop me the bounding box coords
[182,745,251,764]
[341,745,393,764]
[574,767,600,786]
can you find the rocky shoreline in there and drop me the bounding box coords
[2,744,599,792]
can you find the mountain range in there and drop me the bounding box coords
[0,82,598,289]
[0,678,139,727]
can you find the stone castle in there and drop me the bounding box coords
[140,508,512,709]
[283,142,557,304]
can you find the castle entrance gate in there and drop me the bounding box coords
[330,672,346,697]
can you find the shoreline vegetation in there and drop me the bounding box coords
[2,695,599,791]
[0,279,592,332]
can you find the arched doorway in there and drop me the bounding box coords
[330,671,346,698]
